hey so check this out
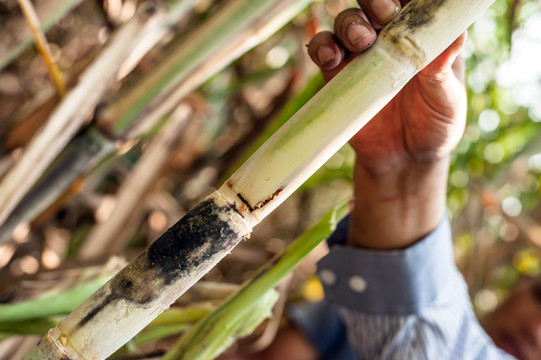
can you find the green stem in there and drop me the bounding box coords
[0,275,112,323]
[149,305,214,328]
[136,324,191,345]
[0,317,62,335]
[0,0,83,71]
[106,0,279,135]
[164,200,349,360]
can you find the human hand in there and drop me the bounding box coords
[307,0,467,174]
[306,1,468,249]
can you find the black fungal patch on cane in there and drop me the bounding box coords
[75,198,243,329]
[392,0,446,31]
[145,198,241,283]
[77,293,113,328]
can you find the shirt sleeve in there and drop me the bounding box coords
[288,301,357,360]
[315,215,515,360]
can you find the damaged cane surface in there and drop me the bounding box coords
[233,184,283,213]
[379,0,449,69]
[393,0,446,30]
[75,197,246,328]
[35,193,251,359]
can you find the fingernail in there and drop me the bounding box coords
[372,0,399,25]
[347,23,371,47]
[317,45,335,65]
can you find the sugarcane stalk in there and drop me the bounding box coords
[0,275,113,323]
[25,193,252,360]
[164,200,349,360]
[0,128,116,245]
[25,1,494,359]
[96,0,316,140]
[116,0,199,79]
[100,0,277,135]
[222,0,494,222]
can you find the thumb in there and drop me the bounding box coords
[420,31,467,83]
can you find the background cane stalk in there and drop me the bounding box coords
[0,3,167,228]
[0,0,314,246]
[24,1,495,359]
[0,0,84,71]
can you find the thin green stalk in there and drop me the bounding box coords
[0,275,113,323]
[102,0,314,137]
[0,317,61,335]
[0,0,83,71]
[135,324,191,345]
[137,305,216,344]
[163,200,349,360]
[103,0,277,135]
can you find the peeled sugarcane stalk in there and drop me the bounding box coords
[25,1,495,359]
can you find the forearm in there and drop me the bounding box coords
[348,156,450,250]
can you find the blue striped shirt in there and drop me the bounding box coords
[290,216,515,359]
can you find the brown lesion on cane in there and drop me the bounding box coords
[237,188,283,213]
[253,188,283,210]
[385,32,424,54]
[382,1,434,70]
[225,180,283,214]
[224,181,251,214]
[392,0,446,31]
[236,192,255,212]
[227,201,245,218]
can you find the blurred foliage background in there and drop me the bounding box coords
[0,0,540,358]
